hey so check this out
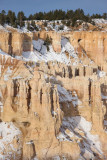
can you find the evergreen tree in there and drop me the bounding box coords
[0,10,6,25]
[72,18,77,27]
[6,10,16,26]
[17,11,25,28]
[44,21,47,27]
[103,13,107,19]
[44,35,52,51]
[62,20,66,25]
[66,10,73,19]
[58,25,64,30]
[29,14,33,20]
[66,20,71,26]
[0,8,105,28]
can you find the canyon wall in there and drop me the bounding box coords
[0,30,11,54]
[63,31,107,71]
[0,29,33,56]
[0,53,107,159]
[11,32,33,56]
[33,30,107,70]
[0,29,107,69]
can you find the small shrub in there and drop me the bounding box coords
[44,21,47,27]
[66,20,71,26]
[44,35,52,51]
[53,22,55,28]
[58,25,64,30]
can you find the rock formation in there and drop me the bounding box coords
[0,25,107,160]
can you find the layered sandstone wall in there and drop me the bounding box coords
[0,30,33,56]
[0,29,107,65]
[11,32,33,56]
[0,30,11,54]
[63,31,107,71]
[33,30,107,69]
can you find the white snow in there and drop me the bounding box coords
[98,70,106,78]
[5,24,31,33]
[57,132,69,142]
[0,37,79,66]
[3,66,13,81]
[63,116,92,132]
[104,120,107,126]
[0,122,22,159]
[12,76,23,80]
[53,156,60,160]
[22,44,71,65]
[0,25,9,32]
[61,116,103,154]
[53,155,66,160]
[57,84,82,107]
[26,141,34,145]
[33,39,44,52]
[101,93,107,99]
[61,37,77,58]
[92,18,107,24]
[20,37,78,65]
[0,49,9,57]
[0,101,3,112]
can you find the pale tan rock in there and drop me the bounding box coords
[0,29,107,159]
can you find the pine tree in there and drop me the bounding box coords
[66,20,71,26]
[44,21,47,27]
[72,18,76,27]
[6,10,16,26]
[17,11,25,28]
[103,13,107,19]
[44,35,52,51]
[0,10,6,26]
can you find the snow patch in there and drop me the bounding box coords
[61,116,103,155]
[92,19,107,24]
[98,70,106,78]
[0,122,22,159]
[57,84,82,107]
[61,37,77,58]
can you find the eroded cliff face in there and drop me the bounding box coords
[0,30,11,54]
[0,29,33,56]
[33,31,107,72]
[0,28,107,160]
[0,52,107,160]
[0,28,107,70]
[63,31,107,72]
